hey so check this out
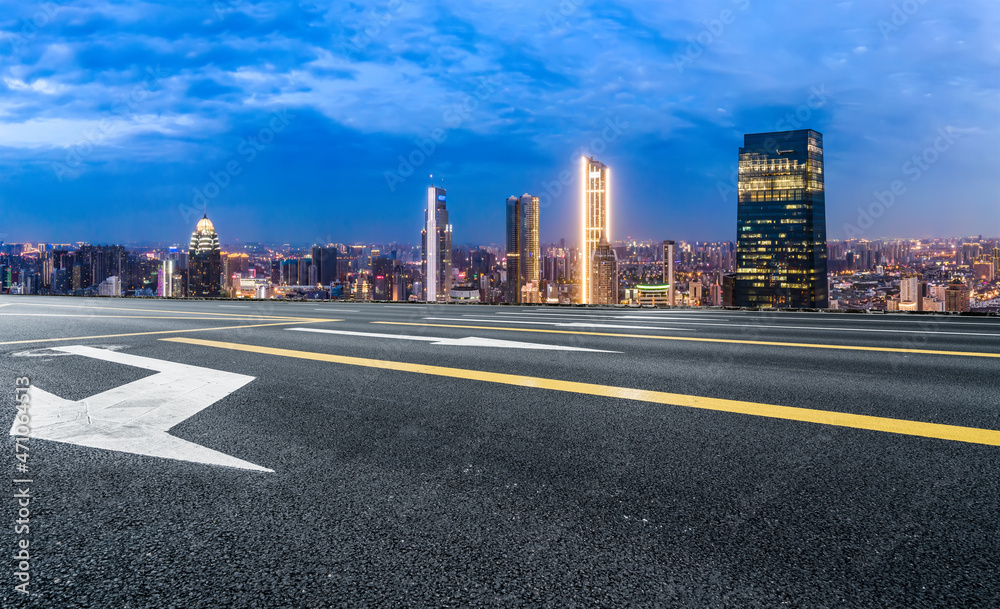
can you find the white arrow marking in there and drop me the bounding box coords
[287,328,620,352]
[9,346,270,472]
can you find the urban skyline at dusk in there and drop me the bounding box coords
[2,1,998,245]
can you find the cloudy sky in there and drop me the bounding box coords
[1,0,997,246]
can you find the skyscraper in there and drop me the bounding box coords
[662,240,676,306]
[900,274,921,310]
[581,156,610,304]
[505,194,540,303]
[945,280,970,312]
[422,186,453,301]
[735,129,828,308]
[312,246,338,286]
[591,236,618,306]
[187,214,221,297]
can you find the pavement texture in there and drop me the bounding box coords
[1,295,999,608]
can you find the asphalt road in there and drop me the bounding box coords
[2,295,999,608]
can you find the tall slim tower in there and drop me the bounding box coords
[581,157,610,304]
[506,194,540,303]
[735,129,828,308]
[591,236,618,306]
[662,240,676,306]
[188,214,221,297]
[422,186,452,301]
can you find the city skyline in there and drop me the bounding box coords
[2,1,998,245]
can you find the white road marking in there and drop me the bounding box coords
[428,318,696,331]
[315,309,361,312]
[489,311,732,321]
[427,317,1000,337]
[287,327,620,352]
[10,346,270,472]
[217,305,249,308]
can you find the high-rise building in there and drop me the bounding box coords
[297,257,312,286]
[992,247,1000,275]
[371,257,393,301]
[158,259,175,297]
[422,186,453,301]
[945,280,970,312]
[581,157,610,304]
[187,215,221,297]
[735,129,828,308]
[662,240,676,306]
[505,194,540,303]
[312,246,338,285]
[900,274,921,310]
[591,236,618,305]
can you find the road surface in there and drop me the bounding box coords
[2,296,998,607]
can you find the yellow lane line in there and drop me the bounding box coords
[162,337,1000,447]
[372,322,1000,359]
[0,320,339,346]
[12,301,315,321]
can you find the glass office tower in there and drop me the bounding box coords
[505,194,540,303]
[736,129,828,308]
[421,186,452,301]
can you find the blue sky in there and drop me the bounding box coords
[1,0,997,246]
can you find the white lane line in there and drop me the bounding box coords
[508,309,999,328]
[715,312,1000,326]
[11,346,269,472]
[217,305,249,308]
[315,309,361,312]
[427,317,1000,337]
[287,327,619,352]
[488,311,733,321]
[428,318,696,331]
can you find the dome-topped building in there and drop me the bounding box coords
[195,216,215,233]
[188,214,221,297]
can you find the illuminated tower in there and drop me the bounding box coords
[581,157,610,304]
[187,214,221,297]
[506,194,540,303]
[422,186,452,301]
[735,129,828,308]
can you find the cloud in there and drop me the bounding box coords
[0,0,997,243]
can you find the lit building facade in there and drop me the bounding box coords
[187,215,221,297]
[422,186,453,301]
[662,240,676,306]
[505,194,540,303]
[581,157,610,304]
[735,129,828,308]
[591,236,618,305]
